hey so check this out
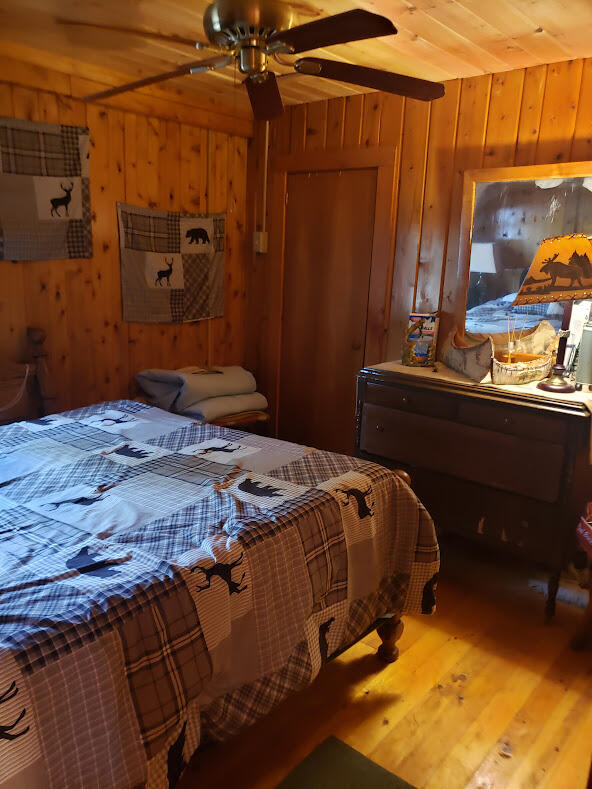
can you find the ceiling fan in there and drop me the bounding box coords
[77,0,445,120]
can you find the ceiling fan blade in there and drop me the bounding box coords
[294,58,445,101]
[245,72,284,121]
[83,55,233,102]
[268,10,396,54]
[55,18,207,49]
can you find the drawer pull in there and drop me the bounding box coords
[503,417,512,426]
[376,424,384,432]
[402,395,409,404]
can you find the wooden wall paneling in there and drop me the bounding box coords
[536,59,584,164]
[57,94,88,408]
[0,45,254,138]
[326,98,345,150]
[42,91,73,408]
[482,69,525,168]
[414,80,461,314]
[126,114,166,377]
[266,168,288,428]
[343,95,365,148]
[304,101,328,152]
[211,135,248,365]
[571,58,592,161]
[0,85,27,368]
[273,112,292,157]
[1,55,72,98]
[244,121,273,393]
[86,104,128,404]
[379,95,405,148]
[438,74,492,347]
[514,65,547,166]
[207,130,229,364]
[179,124,209,366]
[105,108,129,399]
[290,105,307,154]
[386,99,430,360]
[361,93,383,149]
[365,152,399,365]
[157,119,184,370]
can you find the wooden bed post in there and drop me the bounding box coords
[376,468,409,662]
[377,617,404,662]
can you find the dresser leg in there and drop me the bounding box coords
[546,570,561,621]
[377,617,404,663]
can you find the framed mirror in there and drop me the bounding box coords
[454,162,592,338]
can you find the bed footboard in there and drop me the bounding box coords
[374,468,410,663]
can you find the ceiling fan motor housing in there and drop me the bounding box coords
[204,0,293,52]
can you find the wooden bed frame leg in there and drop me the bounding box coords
[376,617,404,663]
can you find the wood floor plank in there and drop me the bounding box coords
[182,543,592,789]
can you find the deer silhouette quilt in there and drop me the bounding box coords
[117,202,225,323]
[0,401,439,789]
[0,116,92,261]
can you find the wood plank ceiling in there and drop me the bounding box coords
[1,0,591,121]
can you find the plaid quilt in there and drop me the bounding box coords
[117,203,225,323]
[0,401,439,789]
[0,117,92,261]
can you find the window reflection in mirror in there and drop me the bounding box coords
[465,176,592,334]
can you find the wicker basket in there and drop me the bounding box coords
[491,351,553,386]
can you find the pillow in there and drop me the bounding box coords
[512,302,548,316]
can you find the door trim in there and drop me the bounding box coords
[268,145,400,434]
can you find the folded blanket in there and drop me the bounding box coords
[135,366,256,412]
[181,392,268,421]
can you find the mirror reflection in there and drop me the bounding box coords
[465,176,592,334]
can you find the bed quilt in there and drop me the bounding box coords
[0,400,439,789]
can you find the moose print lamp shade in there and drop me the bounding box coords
[117,202,225,323]
[0,117,92,260]
[513,233,592,392]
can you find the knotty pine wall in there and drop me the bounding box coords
[0,71,248,413]
[246,57,592,412]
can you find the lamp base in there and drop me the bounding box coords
[537,364,576,394]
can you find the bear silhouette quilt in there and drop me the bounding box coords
[0,117,92,261]
[117,201,225,323]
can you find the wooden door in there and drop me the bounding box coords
[278,167,378,455]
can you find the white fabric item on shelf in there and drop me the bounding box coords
[135,366,256,412]
[180,391,268,422]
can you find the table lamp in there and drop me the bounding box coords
[513,233,592,393]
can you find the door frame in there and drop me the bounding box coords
[268,145,400,433]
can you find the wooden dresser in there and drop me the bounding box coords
[355,362,592,618]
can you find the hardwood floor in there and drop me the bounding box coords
[184,540,592,789]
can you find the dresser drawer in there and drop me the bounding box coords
[458,399,567,443]
[365,381,457,420]
[360,402,565,503]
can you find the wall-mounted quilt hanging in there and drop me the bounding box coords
[117,202,225,323]
[0,117,92,261]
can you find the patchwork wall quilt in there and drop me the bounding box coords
[117,202,225,323]
[0,117,92,261]
[0,401,439,789]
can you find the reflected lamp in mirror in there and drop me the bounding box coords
[513,234,592,393]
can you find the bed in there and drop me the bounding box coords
[0,400,439,789]
[465,291,563,335]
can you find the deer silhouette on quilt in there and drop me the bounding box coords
[155,258,174,287]
[50,181,74,217]
[192,552,247,595]
[336,487,374,519]
[195,442,239,456]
